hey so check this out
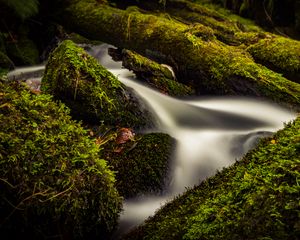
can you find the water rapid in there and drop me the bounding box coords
[91,45,297,238]
[8,44,297,238]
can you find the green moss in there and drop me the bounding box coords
[120,49,195,96]
[0,81,122,239]
[123,116,300,240]
[247,37,300,83]
[67,32,103,45]
[42,40,152,128]
[102,131,175,198]
[164,0,263,46]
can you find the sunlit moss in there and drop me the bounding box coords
[119,49,195,96]
[247,36,300,83]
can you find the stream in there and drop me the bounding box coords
[8,44,297,238]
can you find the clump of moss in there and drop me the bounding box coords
[0,81,122,239]
[67,32,103,45]
[247,36,300,83]
[185,23,216,41]
[101,130,175,198]
[123,115,300,240]
[42,40,152,128]
[110,48,194,96]
[201,42,300,110]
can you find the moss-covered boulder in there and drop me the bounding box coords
[109,48,195,96]
[0,81,122,239]
[123,116,300,239]
[42,40,152,128]
[100,129,175,198]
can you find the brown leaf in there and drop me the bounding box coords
[115,128,135,144]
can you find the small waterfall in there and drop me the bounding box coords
[8,44,297,238]
[92,45,296,237]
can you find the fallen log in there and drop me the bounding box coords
[55,0,300,110]
[109,47,195,96]
[161,0,300,83]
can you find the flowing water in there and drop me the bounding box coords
[8,44,297,238]
[92,45,297,238]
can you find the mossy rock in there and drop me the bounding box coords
[102,130,175,198]
[41,40,152,129]
[109,48,195,97]
[0,81,122,239]
[123,116,300,239]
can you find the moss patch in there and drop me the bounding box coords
[111,48,194,96]
[247,36,300,83]
[123,115,300,240]
[0,81,122,239]
[42,40,152,129]
[101,130,175,198]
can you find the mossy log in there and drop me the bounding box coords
[56,0,300,110]
[42,40,153,128]
[102,130,175,198]
[247,36,300,83]
[112,0,300,83]
[159,0,300,83]
[0,81,122,239]
[123,116,300,240]
[109,48,195,96]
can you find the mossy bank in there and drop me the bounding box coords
[123,115,300,240]
[0,81,122,239]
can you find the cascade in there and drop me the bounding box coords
[8,44,297,238]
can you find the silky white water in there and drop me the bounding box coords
[91,45,297,237]
[9,44,297,238]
